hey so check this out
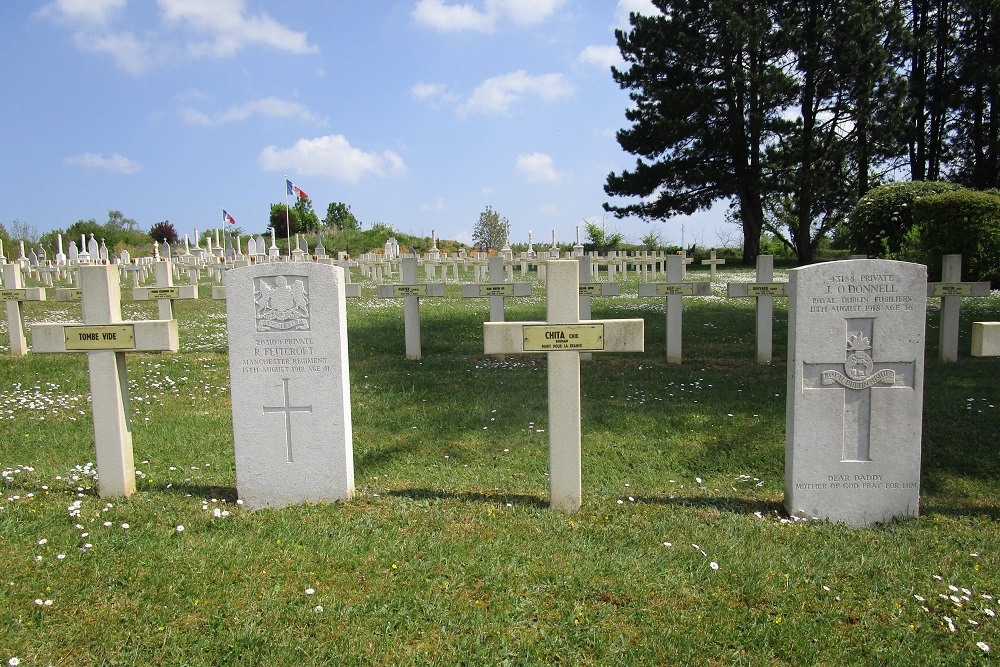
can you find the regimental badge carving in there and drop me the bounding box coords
[821,328,895,390]
[255,275,310,332]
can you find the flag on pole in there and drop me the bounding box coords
[223,209,236,225]
[286,179,308,199]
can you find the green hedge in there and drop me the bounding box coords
[912,188,1000,285]
[846,181,961,258]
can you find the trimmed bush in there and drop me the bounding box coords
[846,181,961,258]
[913,189,1000,285]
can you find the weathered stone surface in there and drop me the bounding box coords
[785,259,926,526]
[226,262,354,509]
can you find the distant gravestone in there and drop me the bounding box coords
[785,259,926,526]
[226,262,354,509]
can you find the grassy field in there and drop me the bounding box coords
[1,262,998,665]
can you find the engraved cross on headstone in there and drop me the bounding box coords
[803,318,916,462]
[263,377,313,463]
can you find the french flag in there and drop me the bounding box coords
[286,179,308,199]
[223,209,236,225]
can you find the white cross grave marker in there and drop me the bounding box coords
[700,249,726,282]
[726,255,787,363]
[461,255,532,320]
[376,256,446,360]
[132,260,198,319]
[637,255,710,363]
[926,254,991,362]
[483,260,644,512]
[2,263,47,356]
[30,264,179,497]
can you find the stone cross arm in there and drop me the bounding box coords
[638,282,711,297]
[484,319,644,355]
[376,283,446,298]
[579,282,620,296]
[132,285,199,300]
[461,282,532,298]
[1,287,46,302]
[727,282,788,297]
[31,320,179,353]
[926,281,991,297]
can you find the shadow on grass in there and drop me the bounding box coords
[921,500,1000,521]
[632,493,786,517]
[387,487,550,510]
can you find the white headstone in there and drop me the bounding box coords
[226,262,354,509]
[785,259,926,526]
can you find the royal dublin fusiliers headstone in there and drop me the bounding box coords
[785,260,926,526]
[226,262,354,509]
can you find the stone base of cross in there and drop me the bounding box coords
[483,260,643,512]
[30,264,178,497]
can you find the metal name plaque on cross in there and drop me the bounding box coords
[785,259,926,526]
[523,324,605,351]
[226,263,354,509]
[64,325,136,350]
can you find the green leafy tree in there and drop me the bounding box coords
[472,205,510,250]
[323,202,361,231]
[583,221,623,252]
[604,0,797,264]
[269,203,301,239]
[766,0,907,264]
[949,0,1000,189]
[293,197,320,234]
[149,220,178,245]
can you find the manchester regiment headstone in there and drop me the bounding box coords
[226,262,354,509]
[785,260,926,526]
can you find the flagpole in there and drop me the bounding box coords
[284,175,291,258]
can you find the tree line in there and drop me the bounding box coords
[604,0,999,264]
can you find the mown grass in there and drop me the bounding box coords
[1,263,998,665]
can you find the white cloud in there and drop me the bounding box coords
[412,0,565,32]
[578,45,624,70]
[37,0,126,26]
[459,70,574,116]
[495,0,566,25]
[182,97,323,125]
[515,152,563,183]
[411,82,449,100]
[159,0,318,57]
[411,82,462,110]
[614,0,661,28]
[421,197,447,212]
[41,0,316,75]
[258,134,407,184]
[412,0,494,32]
[74,30,153,75]
[64,152,143,174]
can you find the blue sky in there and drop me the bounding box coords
[2,0,728,249]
